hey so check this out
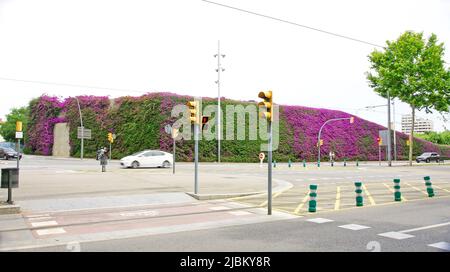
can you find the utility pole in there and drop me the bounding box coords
[214,40,225,163]
[387,91,392,167]
[392,99,397,162]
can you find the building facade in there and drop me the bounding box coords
[401,114,434,134]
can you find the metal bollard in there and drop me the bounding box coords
[355,181,363,206]
[309,184,318,212]
[356,160,359,167]
[424,176,434,197]
[393,179,401,201]
[273,160,277,168]
[344,159,347,167]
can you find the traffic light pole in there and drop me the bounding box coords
[173,136,176,174]
[267,121,273,215]
[109,142,112,161]
[194,123,199,194]
[387,91,392,167]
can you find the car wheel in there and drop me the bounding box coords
[426,158,430,163]
[131,161,140,169]
[162,161,171,168]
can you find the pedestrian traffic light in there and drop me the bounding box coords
[16,121,22,132]
[187,101,200,124]
[108,132,113,143]
[201,116,209,130]
[350,117,354,124]
[377,137,382,146]
[258,91,273,121]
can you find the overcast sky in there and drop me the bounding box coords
[0,0,449,131]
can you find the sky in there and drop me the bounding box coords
[0,0,449,131]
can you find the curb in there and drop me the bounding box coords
[187,178,294,200]
[0,203,21,215]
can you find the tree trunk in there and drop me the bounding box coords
[408,106,415,166]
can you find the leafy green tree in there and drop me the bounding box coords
[416,131,450,145]
[367,31,450,165]
[0,107,29,142]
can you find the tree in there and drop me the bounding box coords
[367,31,450,165]
[0,107,29,143]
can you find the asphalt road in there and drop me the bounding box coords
[17,197,450,252]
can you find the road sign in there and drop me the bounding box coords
[77,127,91,139]
[259,152,265,161]
[164,124,172,135]
[379,130,388,147]
[15,132,23,139]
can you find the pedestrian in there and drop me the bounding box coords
[99,147,108,172]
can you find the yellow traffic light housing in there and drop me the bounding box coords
[187,101,200,124]
[16,121,23,132]
[108,132,113,143]
[258,91,273,121]
[350,117,354,124]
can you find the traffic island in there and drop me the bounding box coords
[0,202,21,215]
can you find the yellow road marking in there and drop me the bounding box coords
[383,183,407,201]
[404,182,428,196]
[258,189,288,207]
[294,191,310,214]
[334,187,341,210]
[434,185,450,193]
[362,184,376,205]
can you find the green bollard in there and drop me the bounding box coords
[424,176,434,197]
[288,159,292,168]
[356,160,359,167]
[303,159,306,168]
[344,159,347,167]
[273,160,277,168]
[355,182,363,206]
[393,179,401,201]
[308,184,318,212]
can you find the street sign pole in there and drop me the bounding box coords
[109,142,112,161]
[379,144,381,166]
[173,136,176,174]
[268,121,272,215]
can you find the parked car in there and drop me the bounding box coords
[0,147,22,160]
[120,150,173,169]
[416,152,440,163]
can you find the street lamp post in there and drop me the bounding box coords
[74,97,84,160]
[214,40,225,163]
[317,117,354,166]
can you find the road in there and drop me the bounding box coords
[0,156,449,252]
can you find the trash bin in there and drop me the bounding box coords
[1,168,19,188]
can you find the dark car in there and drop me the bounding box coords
[0,147,22,160]
[416,152,440,163]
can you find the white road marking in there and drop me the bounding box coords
[306,218,334,224]
[119,210,159,217]
[36,228,66,236]
[31,221,58,228]
[28,217,54,222]
[228,211,251,216]
[209,206,231,211]
[378,232,415,240]
[338,224,371,231]
[399,222,450,233]
[26,214,50,218]
[428,242,450,251]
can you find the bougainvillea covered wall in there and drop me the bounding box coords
[25,93,450,161]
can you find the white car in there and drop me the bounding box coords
[120,150,173,169]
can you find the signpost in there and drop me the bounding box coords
[259,152,265,168]
[77,127,92,139]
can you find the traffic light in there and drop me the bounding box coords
[258,91,273,121]
[377,137,382,146]
[201,116,209,130]
[350,117,354,124]
[108,132,113,143]
[187,101,200,124]
[16,121,22,132]
[317,139,324,147]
